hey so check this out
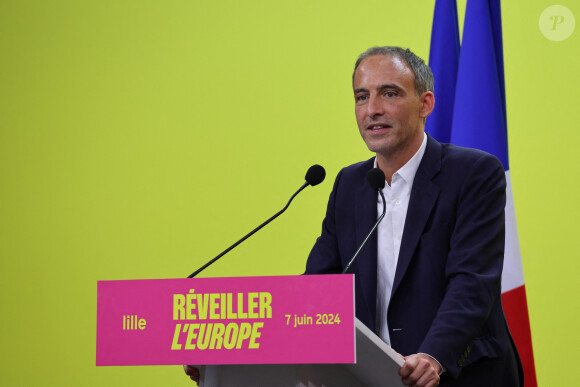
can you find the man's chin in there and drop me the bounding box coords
[364,142,393,156]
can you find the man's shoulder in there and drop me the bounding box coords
[339,157,375,176]
[429,141,506,196]
[328,158,375,194]
[438,142,505,172]
[420,136,505,189]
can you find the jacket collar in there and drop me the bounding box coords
[392,134,442,296]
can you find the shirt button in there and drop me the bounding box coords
[395,200,401,205]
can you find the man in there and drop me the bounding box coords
[305,46,523,386]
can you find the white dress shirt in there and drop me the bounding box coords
[375,133,427,345]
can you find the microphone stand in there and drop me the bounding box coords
[342,188,386,274]
[188,181,310,278]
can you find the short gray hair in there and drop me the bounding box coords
[353,46,434,95]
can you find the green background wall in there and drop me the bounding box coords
[1,0,578,385]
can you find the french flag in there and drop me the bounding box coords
[428,1,537,385]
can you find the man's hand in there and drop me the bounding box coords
[399,353,441,387]
[183,365,200,385]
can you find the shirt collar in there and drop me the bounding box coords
[373,132,427,185]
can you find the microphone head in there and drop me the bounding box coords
[366,168,385,191]
[305,164,326,186]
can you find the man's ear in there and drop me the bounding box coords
[419,91,435,118]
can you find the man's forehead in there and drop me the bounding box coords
[353,54,414,88]
[361,54,409,69]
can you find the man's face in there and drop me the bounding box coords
[353,55,431,160]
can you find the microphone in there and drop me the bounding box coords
[188,165,326,278]
[305,164,326,186]
[342,168,386,274]
[366,167,386,191]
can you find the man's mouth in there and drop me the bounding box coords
[367,123,392,132]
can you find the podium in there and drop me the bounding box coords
[198,318,404,387]
[97,275,404,386]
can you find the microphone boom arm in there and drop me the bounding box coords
[342,188,386,274]
[187,181,310,278]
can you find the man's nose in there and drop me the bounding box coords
[367,95,385,117]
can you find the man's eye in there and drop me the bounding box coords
[385,91,396,97]
[356,95,368,102]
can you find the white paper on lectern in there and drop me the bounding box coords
[343,318,405,387]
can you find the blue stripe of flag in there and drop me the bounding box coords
[427,0,460,144]
[450,0,509,170]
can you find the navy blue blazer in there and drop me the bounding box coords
[305,135,523,385]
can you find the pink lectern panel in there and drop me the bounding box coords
[96,274,354,366]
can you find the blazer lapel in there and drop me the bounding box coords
[392,136,442,296]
